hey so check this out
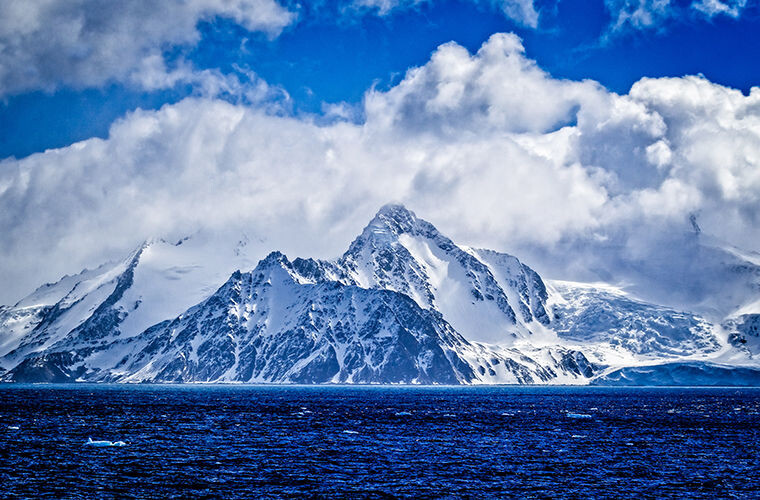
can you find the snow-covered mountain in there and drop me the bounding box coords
[69,252,596,384]
[548,281,720,357]
[1,204,759,385]
[0,232,261,371]
[324,205,553,344]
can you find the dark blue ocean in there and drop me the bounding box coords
[1,385,759,498]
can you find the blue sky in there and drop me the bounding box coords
[2,0,759,159]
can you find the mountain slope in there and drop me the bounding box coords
[0,204,754,385]
[333,204,553,344]
[0,233,261,370]
[3,252,597,384]
[548,281,721,358]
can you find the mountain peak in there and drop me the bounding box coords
[370,203,425,231]
[348,203,438,251]
[255,251,290,270]
[375,203,414,218]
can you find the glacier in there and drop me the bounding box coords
[1,204,759,385]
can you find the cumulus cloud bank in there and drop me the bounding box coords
[1,33,759,309]
[0,0,295,97]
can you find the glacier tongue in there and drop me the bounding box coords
[0,204,753,385]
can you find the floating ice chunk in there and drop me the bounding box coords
[343,430,359,435]
[395,411,412,416]
[85,437,126,447]
[565,412,592,419]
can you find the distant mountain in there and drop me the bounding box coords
[2,205,759,385]
[0,232,260,371]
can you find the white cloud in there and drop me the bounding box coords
[351,0,426,16]
[1,34,760,313]
[494,0,540,28]
[692,0,747,18]
[605,0,673,32]
[0,0,295,97]
[364,34,605,135]
[604,0,749,34]
[350,0,540,27]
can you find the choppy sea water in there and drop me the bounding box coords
[1,385,759,498]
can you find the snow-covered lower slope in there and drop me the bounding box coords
[723,314,760,357]
[548,281,721,358]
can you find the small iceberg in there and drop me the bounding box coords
[565,412,592,419]
[85,437,126,447]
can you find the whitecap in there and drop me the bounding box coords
[565,412,592,419]
[85,437,127,447]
